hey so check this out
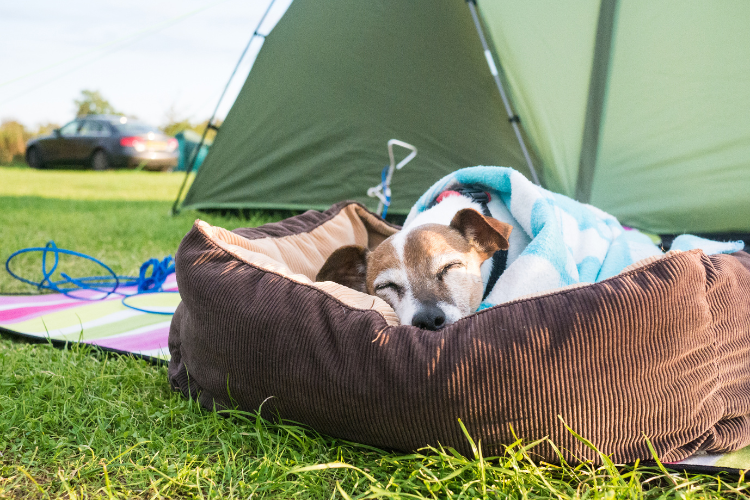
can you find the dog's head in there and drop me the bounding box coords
[316,208,511,330]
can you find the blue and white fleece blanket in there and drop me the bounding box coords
[405,166,744,308]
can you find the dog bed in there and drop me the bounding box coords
[168,201,750,464]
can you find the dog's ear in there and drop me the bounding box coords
[316,245,369,293]
[450,208,512,259]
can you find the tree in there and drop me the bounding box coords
[161,105,221,141]
[34,122,60,137]
[73,90,122,117]
[0,120,31,164]
[0,121,61,165]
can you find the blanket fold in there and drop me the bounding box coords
[406,167,744,307]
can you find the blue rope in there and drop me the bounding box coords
[5,241,176,314]
[120,291,179,316]
[380,164,391,218]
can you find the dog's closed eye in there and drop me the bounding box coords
[437,261,463,280]
[374,282,404,297]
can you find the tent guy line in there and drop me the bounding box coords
[171,0,278,216]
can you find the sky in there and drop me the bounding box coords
[0,0,293,130]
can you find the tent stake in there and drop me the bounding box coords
[171,0,278,216]
[466,0,540,186]
[367,140,418,217]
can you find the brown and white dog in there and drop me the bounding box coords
[316,192,529,329]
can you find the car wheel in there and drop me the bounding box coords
[91,150,110,171]
[26,147,46,169]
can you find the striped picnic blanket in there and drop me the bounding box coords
[0,274,179,362]
[673,447,750,471]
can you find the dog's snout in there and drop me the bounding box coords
[412,305,446,331]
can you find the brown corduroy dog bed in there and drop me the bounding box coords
[168,201,750,464]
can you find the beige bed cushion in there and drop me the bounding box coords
[197,203,395,280]
[194,203,400,325]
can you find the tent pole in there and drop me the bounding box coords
[171,0,278,216]
[466,0,540,186]
[575,0,618,204]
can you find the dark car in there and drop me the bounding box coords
[25,115,179,171]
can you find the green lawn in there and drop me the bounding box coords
[0,166,746,498]
[0,167,190,201]
[0,166,280,295]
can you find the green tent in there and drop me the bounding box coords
[178,0,750,235]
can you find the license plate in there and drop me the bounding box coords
[146,141,168,151]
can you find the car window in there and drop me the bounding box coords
[112,121,158,135]
[59,121,81,137]
[79,121,111,137]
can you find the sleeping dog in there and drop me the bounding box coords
[316,190,530,329]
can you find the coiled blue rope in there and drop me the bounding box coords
[134,256,175,294]
[5,241,177,315]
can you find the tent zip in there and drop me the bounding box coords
[171,0,277,216]
[467,0,540,186]
[575,0,619,203]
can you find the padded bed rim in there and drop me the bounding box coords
[169,202,750,464]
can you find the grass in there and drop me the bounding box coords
[1,165,749,498]
[0,166,283,295]
[2,338,747,499]
[0,167,190,201]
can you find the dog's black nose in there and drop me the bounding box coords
[412,305,446,331]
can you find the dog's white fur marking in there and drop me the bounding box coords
[404,195,482,230]
[436,301,463,325]
[397,288,418,326]
[389,229,407,263]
